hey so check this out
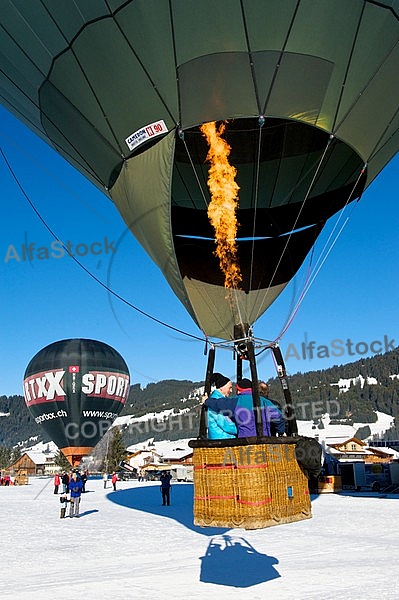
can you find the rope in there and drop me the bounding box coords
[0,141,205,343]
[248,119,264,291]
[256,133,335,320]
[274,163,367,344]
[276,247,315,341]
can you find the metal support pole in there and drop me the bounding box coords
[233,323,247,383]
[236,355,243,381]
[198,346,216,439]
[271,345,298,435]
[247,341,262,437]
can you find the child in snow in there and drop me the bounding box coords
[59,493,68,519]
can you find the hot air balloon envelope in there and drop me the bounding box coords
[1,1,399,340]
[23,339,130,466]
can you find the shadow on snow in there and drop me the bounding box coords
[199,533,280,587]
[107,484,281,588]
[107,483,226,536]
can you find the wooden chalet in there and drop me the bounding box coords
[159,448,193,466]
[326,437,398,464]
[124,448,162,471]
[7,451,57,476]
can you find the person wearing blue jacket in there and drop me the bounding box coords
[68,471,83,518]
[205,373,238,439]
[160,471,172,506]
[258,381,287,436]
[234,378,286,438]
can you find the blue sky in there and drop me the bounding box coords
[1,104,398,397]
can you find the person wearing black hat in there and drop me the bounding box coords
[204,372,238,439]
[233,378,285,438]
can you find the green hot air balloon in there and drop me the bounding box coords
[23,339,130,467]
[1,1,398,341]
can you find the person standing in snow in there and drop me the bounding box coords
[103,472,108,489]
[68,472,83,518]
[160,471,172,506]
[59,492,68,519]
[61,471,69,493]
[53,473,61,494]
[80,470,87,493]
[111,472,118,491]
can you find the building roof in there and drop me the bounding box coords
[23,451,55,465]
[161,450,193,462]
[327,437,366,450]
[126,449,161,459]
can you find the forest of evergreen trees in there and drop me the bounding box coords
[0,394,44,447]
[1,347,398,451]
[268,346,399,424]
[123,380,203,418]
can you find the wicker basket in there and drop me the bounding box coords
[189,437,312,530]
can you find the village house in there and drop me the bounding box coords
[159,447,193,465]
[6,450,57,477]
[319,436,399,493]
[124,448,162,472]
[124,441,194,480]
[325,437,399,464]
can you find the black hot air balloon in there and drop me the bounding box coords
[1,1,398,341]
[23,339,130,467]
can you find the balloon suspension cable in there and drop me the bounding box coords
[275,246,315,341]
[299,162,367,290]
[256,134,335,320]
[179,123,246,353]
[179,127,210,210]
[0,130,110,223]
[191,120,247,324]
[0,142,205,344]
[274,161,367,344]
[198,329,276,359]
[247,116,265,292]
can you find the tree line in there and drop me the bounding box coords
[1,347,398,452]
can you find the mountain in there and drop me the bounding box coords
[0,394,44,447]
[1,348,398,450]
[268,346,399,426]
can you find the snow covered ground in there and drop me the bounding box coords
[1,476,398,600]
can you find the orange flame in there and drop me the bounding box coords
[200,121,242,290]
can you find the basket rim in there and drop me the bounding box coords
[189,435,308,449]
